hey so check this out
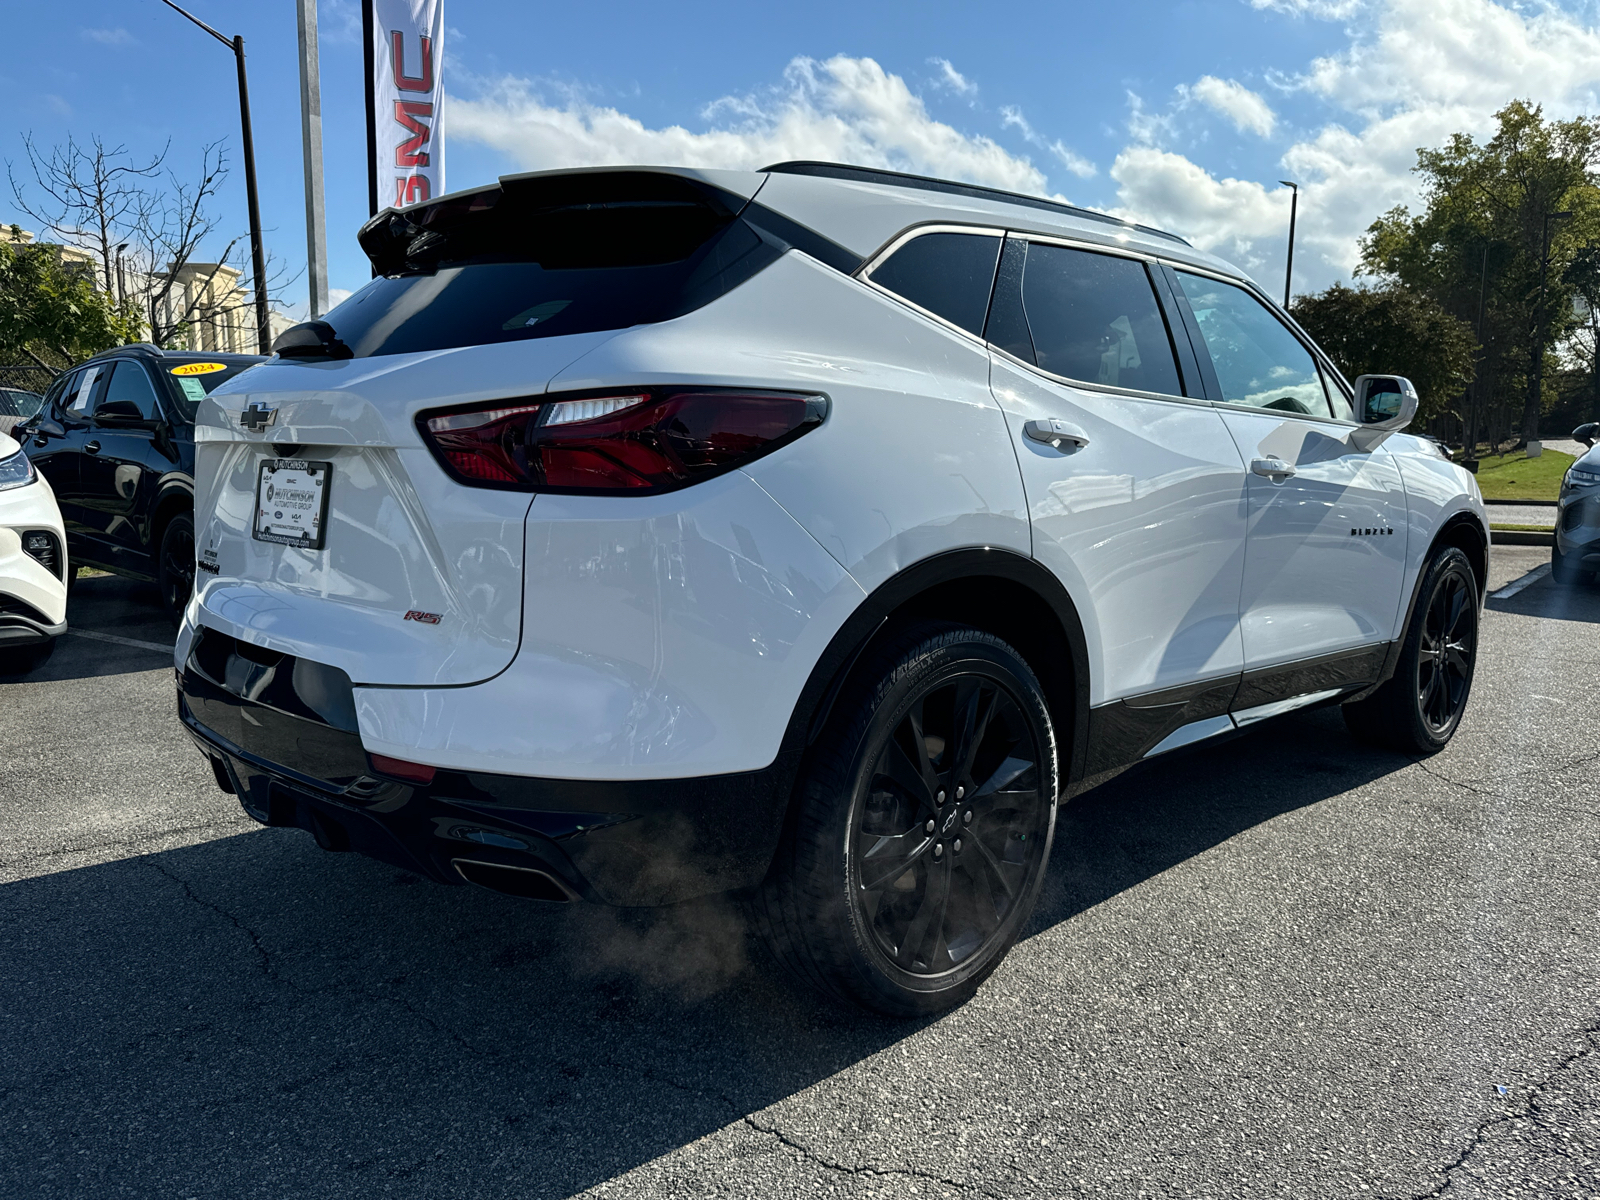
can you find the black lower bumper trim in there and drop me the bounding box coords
[177,659,792,905]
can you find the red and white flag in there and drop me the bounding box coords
[368,0,445,210]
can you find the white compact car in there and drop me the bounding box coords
[177,163,1489,1014]
[0,429,69,670]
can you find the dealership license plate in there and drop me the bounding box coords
[253,459,332,549]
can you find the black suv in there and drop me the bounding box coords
[19,345,263,620]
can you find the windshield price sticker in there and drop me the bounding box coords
[170,362,228,376]
[253,459,332,550]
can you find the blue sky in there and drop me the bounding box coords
[5,0,1600,319]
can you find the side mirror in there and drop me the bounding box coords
[1573,422,1598,449]
[1353,375,1418,430]
[94,399,153,425]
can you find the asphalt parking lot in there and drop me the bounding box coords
[2,549,1597,1199]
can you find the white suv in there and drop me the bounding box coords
[0,429,69,672]
[178,163,1488,1015]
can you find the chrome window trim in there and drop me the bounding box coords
[853,223,1006,348]
[987,341,1217,411]
[997,231,1198,405]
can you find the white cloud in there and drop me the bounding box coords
[1190,76,1277,137]
[328,288,354,307]
[81,27,134,45]
[1115,0,1600,292]
[927,57,977,98]
[999,106,1097,178]
[449,55,1071,198]
[1249,0,1365,18]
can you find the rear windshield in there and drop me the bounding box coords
[162,361,259,419]
[326,176,782,359]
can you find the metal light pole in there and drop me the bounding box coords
[1524,209,1574,447]
[297,0,330,319]
[1279,180,1299,308]
[158,0,271,355]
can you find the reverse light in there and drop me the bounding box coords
[418,387,828,494]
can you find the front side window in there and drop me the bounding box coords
[1176,272,1332,417]
[867,231,1002,335]
[1017,243,1183,396]
[97,362,163,421]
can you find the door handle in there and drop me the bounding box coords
[1023,418,1090,450]
[84,441,101,455]
[1251,457,1294,480]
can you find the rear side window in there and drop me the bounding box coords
[1014,244,1183,396]
[98,362,163,420]
[867,232,1002,335]
[1175,272,1332,417]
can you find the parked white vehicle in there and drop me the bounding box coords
[177,163,1489,1014]
[0,429,68,671]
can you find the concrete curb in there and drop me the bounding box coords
[1491,530,1555,547]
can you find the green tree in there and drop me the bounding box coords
[0,228,133,371]
[1358,100,1600,447]
[1291,282,1477,423]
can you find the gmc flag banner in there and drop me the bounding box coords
[364,0,445,214]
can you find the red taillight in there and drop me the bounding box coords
[417,388,827,494]
[369,754,437,785]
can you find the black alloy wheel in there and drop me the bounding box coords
[158,512,196,626]
[854,675,1050,976]
[753,624,1058,1016]
[1415,563,1475,738]
[1344,546,1478,754]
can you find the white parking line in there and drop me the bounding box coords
[1490,563,1551,600]
[66,628,175,655]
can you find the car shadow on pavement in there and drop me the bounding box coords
[0,574,174,685]
[0,705,1411,1198]
[1486,570,1600,625]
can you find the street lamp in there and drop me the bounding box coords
[1279,180,1299,309]
[158,0,271,356]
[1525,209,1574,449]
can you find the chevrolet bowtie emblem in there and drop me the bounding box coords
[240,402,277,432]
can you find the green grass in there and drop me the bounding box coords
[1471,449,1574,501]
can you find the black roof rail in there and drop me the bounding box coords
[758,161,1192,247]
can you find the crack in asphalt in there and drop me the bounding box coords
[1408,758,1496,798]
[145,859,280,983]
[742,1114,1012,1198]
[1396,1022,1600,1199]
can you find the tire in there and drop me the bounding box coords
[1343,546,1478,754]
[157,512,195,626]
[752,623,1059,1016]
[1551,544,1593,585]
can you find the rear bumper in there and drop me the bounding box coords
[177,653,794,906]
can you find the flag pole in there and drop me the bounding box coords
[296,0,330,318]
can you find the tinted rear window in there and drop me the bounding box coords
[328,179,783,359]
[867,232,1002,335]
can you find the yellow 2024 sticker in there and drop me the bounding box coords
[170,362,228,377]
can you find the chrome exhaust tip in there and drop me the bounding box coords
[451,858,578,903]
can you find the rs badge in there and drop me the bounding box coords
[403,610,443,624]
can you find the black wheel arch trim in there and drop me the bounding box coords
[1344,514,1486,705]
[783,546,1093,793]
